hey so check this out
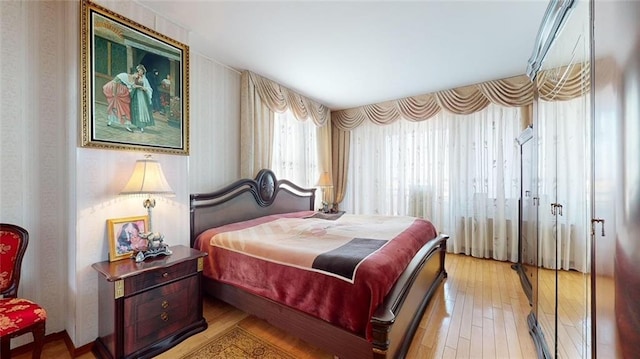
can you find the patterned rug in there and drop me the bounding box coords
[180,326,296,359]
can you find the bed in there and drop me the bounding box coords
[190,169,448,359]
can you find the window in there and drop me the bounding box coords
[271,109,319,188]
[344,104,522,261]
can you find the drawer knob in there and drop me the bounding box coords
[162,272,169,278]
[161,312,168,321]
[161,300,169,309]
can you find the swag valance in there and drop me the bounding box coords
[331,62,590,130]
[246,71,330,126]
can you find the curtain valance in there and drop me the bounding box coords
[246,71,330,126]
[332,62,590,130]
[536,61,591,102]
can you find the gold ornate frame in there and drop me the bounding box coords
[107,215,149,262]
[80,0,189,155]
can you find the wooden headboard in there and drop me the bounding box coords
[190,169,316,246]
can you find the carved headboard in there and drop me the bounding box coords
[189,169,316,246]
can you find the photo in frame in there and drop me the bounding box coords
[81,0,189,155]
[107,215,149,262]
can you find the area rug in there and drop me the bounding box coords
[180,326,296,359]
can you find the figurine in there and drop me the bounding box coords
[134,232,172,262]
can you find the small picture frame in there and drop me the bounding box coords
[107,215,149,262]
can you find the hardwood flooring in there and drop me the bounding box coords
[15,254,544,359]
[402,253,538,358]
[537,266,590,358]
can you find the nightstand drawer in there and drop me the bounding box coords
[123,275,198,355]
[125,259,197,295]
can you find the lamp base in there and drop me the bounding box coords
[135,246,173,262]
[320,201,330,213]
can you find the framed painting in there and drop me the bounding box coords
[81,0,189,155]
[107,215,149,262]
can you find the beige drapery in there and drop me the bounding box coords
[329,62,590,208]
[240,72,273,178]
[316,123,333,203]
[240,71,333,183]
[331,128,350,208]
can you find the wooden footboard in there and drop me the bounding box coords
[203,234,448,359]
[372,234,448,358]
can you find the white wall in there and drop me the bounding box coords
[0,0,69,347]
[1,0,240,348]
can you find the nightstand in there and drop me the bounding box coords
[91,245,208,359]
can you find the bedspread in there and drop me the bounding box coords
[195,210,438,340]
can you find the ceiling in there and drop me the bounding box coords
[138,1,549,111]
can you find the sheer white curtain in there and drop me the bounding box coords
[537,96,590,272]
[342,104,522,262]
[271,109,320,193]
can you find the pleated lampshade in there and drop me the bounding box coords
[120,158,175,196]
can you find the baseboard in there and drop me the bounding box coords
[69,335,94,357]
[11,330,93,358]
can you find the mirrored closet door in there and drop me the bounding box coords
[526,0,591,357]
[591,1,640,358]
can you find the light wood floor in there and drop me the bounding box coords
[15,254,541,359]
[537,266,590,358]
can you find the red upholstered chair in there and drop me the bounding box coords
[0,224,47,359]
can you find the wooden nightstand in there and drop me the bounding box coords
[91,245,208,359]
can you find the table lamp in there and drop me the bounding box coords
[120,155,174,261]
[316,171,333,213]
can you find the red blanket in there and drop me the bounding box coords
[195,211,438,340]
